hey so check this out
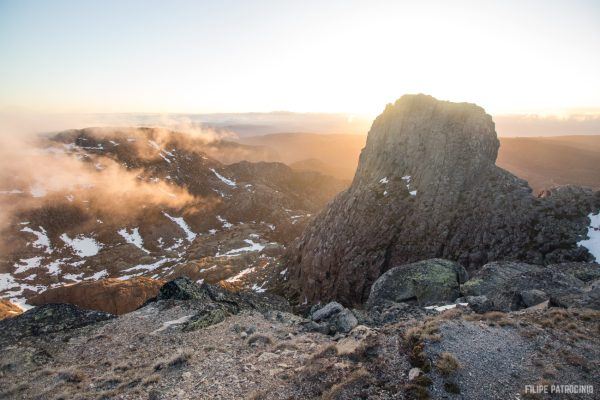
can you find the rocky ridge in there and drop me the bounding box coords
[0,127,346,308]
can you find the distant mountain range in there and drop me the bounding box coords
[238,133,600,193]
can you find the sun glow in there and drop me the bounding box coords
[0,1,598,116]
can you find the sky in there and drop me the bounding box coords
[0,0,599,117]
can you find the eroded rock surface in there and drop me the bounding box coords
[29,277,163,315]
[286,94,600,305]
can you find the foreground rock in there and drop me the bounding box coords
[0,299,22,320]
[0,303,114,347]
[1,281,598,399]
[286,94,600,305]
[461,261,600,311]
[303,301,358,335]
[367,259,468,307]
[29,277,164,315]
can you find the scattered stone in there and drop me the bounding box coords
[408,367,423,381]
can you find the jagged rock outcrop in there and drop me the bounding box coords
[286,94,600,305]
[0,303,114,348]
[0,299,22,320]
[461,261,600,311]
[29,277,163,315]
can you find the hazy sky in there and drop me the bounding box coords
[1,0,599,115]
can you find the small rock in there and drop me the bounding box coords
[408,367,423,381]
[520,289,548,308]
[240,332,248,339]
[311,302,344,322]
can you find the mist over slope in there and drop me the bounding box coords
[0,127,346,308]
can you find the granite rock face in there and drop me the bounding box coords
[286,94,600,305]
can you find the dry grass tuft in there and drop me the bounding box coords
[154,349,192,371]
[435,352,461,376]
[322,368,372,400]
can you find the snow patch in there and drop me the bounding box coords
[578,212,600,262]
[210,168,237,187]
[217,215,233,229]
[217,239,265,257]
[14,257,43,274]
[118,227,149,253]
[424,303,468,312]
[226,267,256,283]
[379,177,389,184]
[87,269,109,280]
[30,185,47,198]
[21,226,52,254]
[60,234,102,257]
[163,212,197,242]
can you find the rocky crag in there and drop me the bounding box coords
[286,94,600,305]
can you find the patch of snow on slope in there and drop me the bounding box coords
[226,267,256,283]
[578,212,600,261]
[425,303,468,312]
[1,273,45,304]
[118,227,149,253]
[13,257,43,274]
[210,168,237,187]
[30,185,47,198]
[217,215,233,229]
[60,234,103,257]
[21,226,53,254]
[163,212,197,242]
[0,189,23,195]
[152,315,194,334]
[86,270,109,280]
[217,239,265,257]
[402,175,417,196]
[379,177,389,184]
[252,282,267,293]
[46,260,62,276]
[120,258,172,279]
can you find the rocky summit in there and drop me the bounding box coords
[288,95,600,304]
[286,94,600,305]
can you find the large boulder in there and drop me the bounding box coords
[304,301,358,335]
[29,277,163,315]
[367,259,468,307]
[285,94,600,306]
[461,261,600,311]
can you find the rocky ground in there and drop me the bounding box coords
[1,275,599,400]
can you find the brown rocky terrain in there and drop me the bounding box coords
[0,276,598,399]
[0,127,346,309]
[284,95,600,306]
[29,277,163,315]
[0,299,22,320]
